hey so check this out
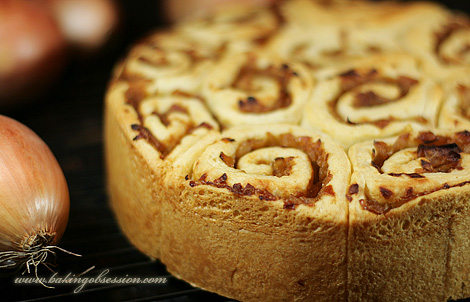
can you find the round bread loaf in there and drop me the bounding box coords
[104,0,470,301]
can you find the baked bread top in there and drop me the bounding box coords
[109,0,469,188]
[105,1,470,300]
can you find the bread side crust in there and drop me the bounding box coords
[104,82,165,259]
[105,85,351,300]
[161,189,348,301]
[160,171,350,302]
[348,188,470,301]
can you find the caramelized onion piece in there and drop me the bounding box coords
[417,143,462,172]
[235,64,295,113]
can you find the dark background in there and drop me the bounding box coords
[1,0,470,301]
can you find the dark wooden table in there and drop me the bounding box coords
[1,0,469,301]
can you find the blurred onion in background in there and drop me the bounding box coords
[0,0,120,109]
[0,0,277,110]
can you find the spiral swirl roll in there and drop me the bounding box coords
[115,31,223,95]
[267,0,441,69]
[175,4,281,54]
[202,53,313,127]
[347,130,470,301]
[106,79,221,173]
[401,6,470,80]
[189,124,349,209]
[138,94,219,162]
[348,130,470,214]
[162,124,351,301]
[301,53,442,148]
[438,70,470,131]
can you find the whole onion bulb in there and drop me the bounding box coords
[0,0,120,107]
[0,0,66,107]
[0,115,71,280]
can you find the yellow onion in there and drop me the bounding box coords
[0,115,71,280]
[0,0,66,107]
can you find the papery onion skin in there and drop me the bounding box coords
[0,115,69,257]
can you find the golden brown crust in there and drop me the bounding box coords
[104,0,470,301]
[348,188,470,301]
[105,82,165,258]
[161,185,349,301]
[347,129,470,301]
